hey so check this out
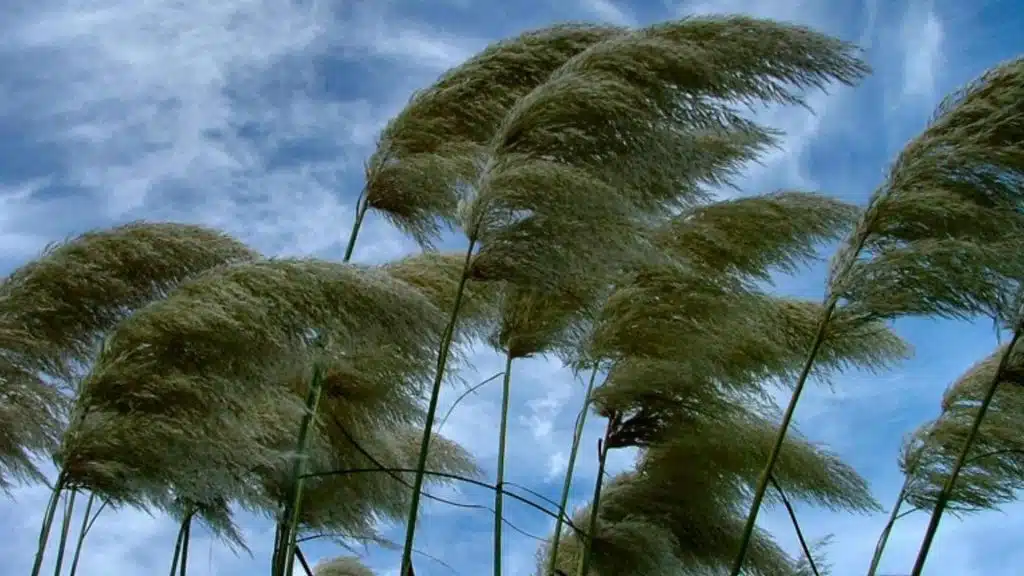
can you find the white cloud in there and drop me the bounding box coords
[900,1,945,103]
[578,0,637,26]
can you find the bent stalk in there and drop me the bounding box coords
[546,367,599,576]
[731,300,837,575]
[399,239,477,576]
[909,329,1023,576]
[493,352,515,576]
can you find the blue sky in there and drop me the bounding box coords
[1,0,1023,575]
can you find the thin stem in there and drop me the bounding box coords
[31,471,67,576]
[769,475,819,576]
[493,352,515,576]
[168,518,186,576]
[910,328,1023,576]
[731,299,837,576]
[546,366,599,576]
[179,514,193,576]
[67,492,96,576]
[866,476,911,576]
[399,238,477,576]
[52,488,78,576]
[295,546,314,576]
[342,192,369,263]
[438,371,505,434]
[281,366,326,576]
[577,416,615,576]
[301,467,586,536]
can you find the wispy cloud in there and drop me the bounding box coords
[899,0,945,103]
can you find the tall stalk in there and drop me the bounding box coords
[52,488,77,576]
[576,415,616,576]
[30,471,67,576]
[730,299,837,575]
[399,239,477,575]
[277,366,326,576]
[546,367,599,576]
[909,328,1023,575]
[493,352,515,576]
[866,474,912,576]
[167,517,186,576]
[342,193,369,263]
[770,476,819,576]
[178,513,193,576]
[67,492,97,576]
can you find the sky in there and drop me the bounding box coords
[0,0,1022,575]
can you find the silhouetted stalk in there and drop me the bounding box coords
[770,476,819,576]
[910,328,1023,576]
[577,415,616,576]
[67,492,96,576]
[52,488,77,576]
[279,366,326,576]
[546,366,599,576]
[399,238,477,576]
[493,352,515,576]
[342,193,370,263]
[30,470,67,576]
[168,516,187,576]
[866,474,912,576]
[731,299,837,575]
[295,546,314,576]
[178,513,193,576]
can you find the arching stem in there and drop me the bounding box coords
[399,238,477,576]
[546,366,599,576]
[731,299,837,575]
[343,193,370,263]
[577,413,617,576]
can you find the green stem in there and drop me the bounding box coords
[577,416,615,576]
[342,193,369,263]
[67,492,96,576]
[31,471,67,576]
[280,366,326,576]
[866,476,911,576]
[168,516,187,576]
[909,328,1022,576]
[546,367,599,576]
[179,514,193,576]
[399,238,477,576]
[731,299,837,576]
[770,476,818,576]
[493,352,515,576]
[52,488,77,576]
